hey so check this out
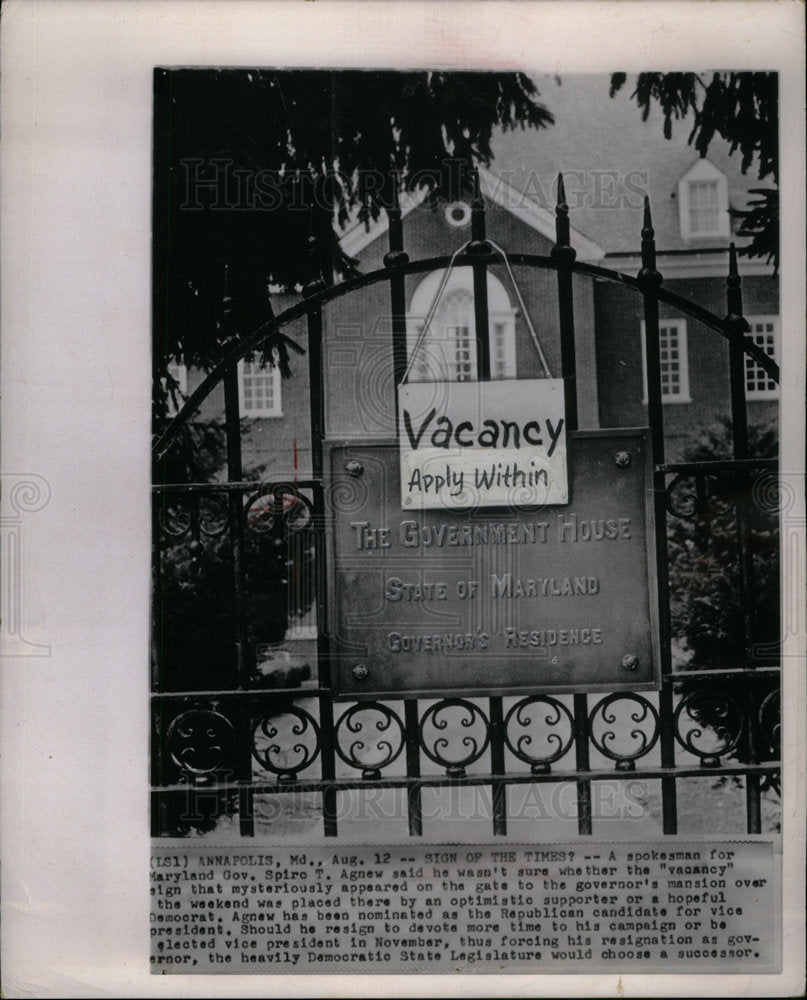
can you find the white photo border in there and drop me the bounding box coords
[1,1,804,997]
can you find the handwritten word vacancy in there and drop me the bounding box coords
[398,379,568,508]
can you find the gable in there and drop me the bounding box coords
[339,166,604,263]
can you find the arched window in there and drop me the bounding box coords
[406,269,517,382]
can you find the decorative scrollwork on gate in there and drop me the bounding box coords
[158,494,229,545]
[197,496,229,537]
[419,699,489,776]
[335,702,405,778]
[673,688,744,765]
[245,483,314,535]
[665,474,699,519]
[504,696,574,773]
[166,708,235,780]
[252,706,320,781]
[665,472,737,522]
[588,693,660,770]
[160,500,193,538]
[758,688,781,752]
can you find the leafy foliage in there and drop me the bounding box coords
[731,187,779,266]
[610,72,779,268]
[667,418,779,668]
[155,69,553,377]
[155,494,316,692]
[667,419,780,778]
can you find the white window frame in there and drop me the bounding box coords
[406,269,518,383]
[678,158,730,241]
[744,315,780,400]
[237,352,283,417]
[445,314,477,382]
[641,318,691,404]
[490,316,518,379]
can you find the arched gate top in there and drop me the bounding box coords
[154,250,779,464]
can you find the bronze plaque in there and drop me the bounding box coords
[327,430,659,697]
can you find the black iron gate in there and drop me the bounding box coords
[151,176,781,839]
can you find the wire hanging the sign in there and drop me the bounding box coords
[487,238,553,380]
[401,240,471,384]
[401,239,553,384]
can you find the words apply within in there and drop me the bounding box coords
[398,379,568,510]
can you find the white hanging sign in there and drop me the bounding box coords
[398,379,568,509]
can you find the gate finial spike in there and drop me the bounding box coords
[557,172,567,209]
[642,196,654,238]
[384,168,409,267]
[472,167,483,210]
[725,242,745,319]
[638,196,661,285]
[218,262,235,332]
[724,242,749,461]
[551,172,575,260]
[469,167,488,246]
[729,241,739,277]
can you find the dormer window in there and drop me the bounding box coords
[678,158,730,241]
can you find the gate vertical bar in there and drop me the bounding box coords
[638,199,677,834]
[572,697,591,835]
[223,358,256,835]
[727,245,749,461]
[552,174,590,833]
[468,170,505,833]
[151,498,164,693]
[726,244,761,833]
[218,279,257,835]
[223,379,249,684]
[551,174,578,432]
[150,493,164,827]
[404,700,423,836]
[385,175,410,392]
[385,184,424,834]
[470,169,491,380]
[489,697,507,836]
[640,200,665,465]
[150,487,166,832]
[303,227,338,836]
